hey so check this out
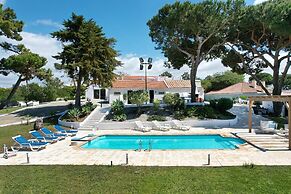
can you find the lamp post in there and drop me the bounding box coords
[139,57,153,91]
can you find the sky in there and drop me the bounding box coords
[0,0,267,87]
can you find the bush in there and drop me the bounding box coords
[173,110,186,120]
[216,98,233,112]
[113,113,127,121]
[111,100,127,121]
[82,106,92,116]
[163,93,185,110]
[147,115,166,121]
[209,100,217,109]
[186,106,217,119]
[153,99,160,112]
[111,100,125,115]
[240,96,248,100]
[83,101,96,111]
[128,90,149,114]
[186,106,198,117]
[67,108,81,121]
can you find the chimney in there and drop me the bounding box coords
[251,80,256,89]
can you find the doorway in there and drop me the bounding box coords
[149,90,154,103]
[127,90,133,104]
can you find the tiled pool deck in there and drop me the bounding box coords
[1,128,291,166]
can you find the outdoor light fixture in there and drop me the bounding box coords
[148,57,152,63]
[139,57,153,91]
[139,57,144,63]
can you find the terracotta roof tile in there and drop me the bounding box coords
[207,82,265,94]
[112,80,167,89]
[165,80,191,88]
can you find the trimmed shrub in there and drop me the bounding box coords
[128,90,149,114]
[216,98,233,112]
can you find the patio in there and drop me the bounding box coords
[1,128,291,166]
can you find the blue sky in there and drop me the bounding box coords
[0,0,263,87]
[5,0,255,58]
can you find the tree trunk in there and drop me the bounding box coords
[190,58,198,102]
[272,60,283,116]
[0,75,23,109]
[75,71,82,108]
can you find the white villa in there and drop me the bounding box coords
[85,75,204,104]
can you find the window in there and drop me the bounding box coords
[114,92,121,95]
[93,89,100,99]
[158,92,165,95]
[94,89,106,99]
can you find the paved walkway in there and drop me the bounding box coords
[0,101,71,126]
[229,105,269,129]
[79,104,110,130]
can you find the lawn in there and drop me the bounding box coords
[0,165,291,193]
[0,106,23,114]
[0,117,58,148]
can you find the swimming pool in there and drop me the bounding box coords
[81,135,245,150]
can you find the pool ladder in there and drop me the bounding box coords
[137,140,152,152]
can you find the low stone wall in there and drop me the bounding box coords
[58,110,81,128]
[95,116,238,130]
[183,116,238,128]
[58,106,101,129]
[58,119,81,129]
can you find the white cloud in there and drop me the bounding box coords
[34,19,62,29]
[254,0,269,5]
[0,31,68,88]
[116,54,229,80]
[0,0,6,5]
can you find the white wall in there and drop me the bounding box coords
[108,87,204,104]
[85,85,109,101]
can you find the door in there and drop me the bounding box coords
[127,90,133,104]
[149,90,154,103]
[100,89,106,100]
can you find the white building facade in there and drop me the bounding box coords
[85,76,204,104]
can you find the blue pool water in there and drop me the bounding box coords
[81,135,245,150]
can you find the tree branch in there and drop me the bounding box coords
[279,51,291,89]
[175,45,192,58]
[227,43,271,95]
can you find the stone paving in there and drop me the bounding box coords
[1,128,291,166]
[1,105,291,166]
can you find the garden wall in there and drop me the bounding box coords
[94,116,238,130]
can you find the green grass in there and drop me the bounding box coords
[0,106,23,114]
[0,117,58,148]
[0,166,291,193]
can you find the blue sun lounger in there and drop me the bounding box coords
[12,135,48,151]
[40,128,67,140]
[54,125,78,136]
[29,130,59,143]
